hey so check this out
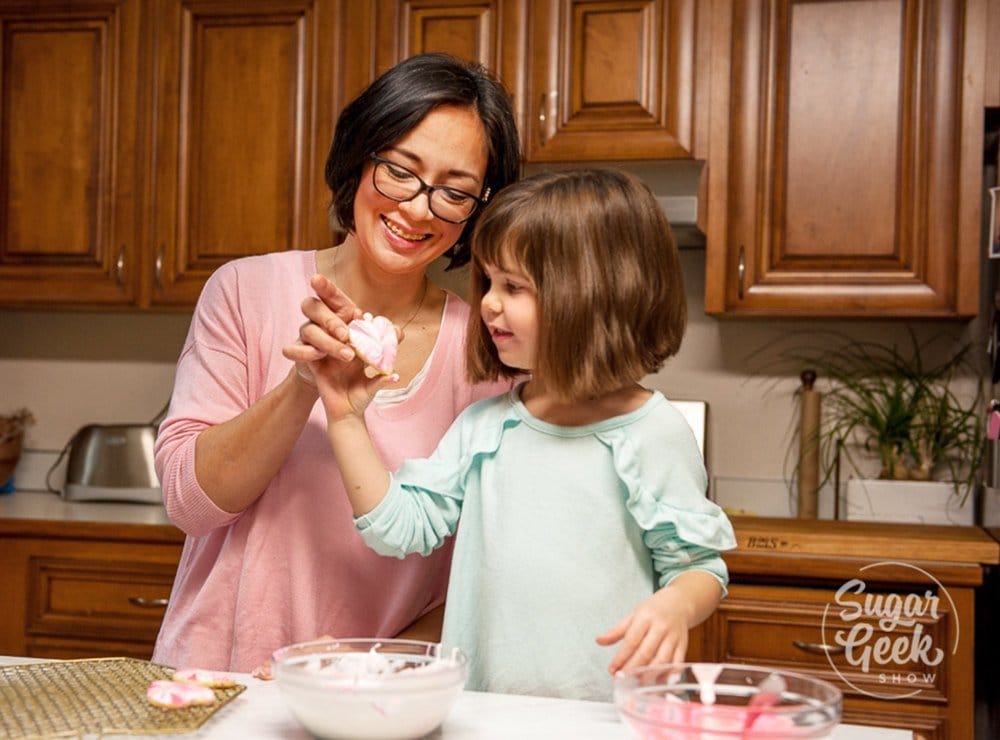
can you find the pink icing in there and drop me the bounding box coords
[146,679,217,708]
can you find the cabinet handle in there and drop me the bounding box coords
[155,244,165,290]
[129,597,169,608]
[792,639,845,656]
[116,246,126,289]
[737,245,745,300]
[538,92,556,147]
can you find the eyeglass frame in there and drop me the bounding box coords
[369,153,491,224]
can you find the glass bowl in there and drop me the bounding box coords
[614,663,842,739]
[272,638,467,740]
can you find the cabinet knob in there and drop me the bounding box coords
[129,596,169,608]
[538,92,556,147]
[792,639,845,656]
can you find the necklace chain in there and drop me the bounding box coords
[333,251,428,331]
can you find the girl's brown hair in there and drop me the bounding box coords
[466,168,687,402]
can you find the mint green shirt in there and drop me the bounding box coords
[355,384,736,701]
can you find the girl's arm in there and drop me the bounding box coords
[596,568,723,674]
[305,310,397,515]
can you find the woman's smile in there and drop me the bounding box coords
[380,215,430,244]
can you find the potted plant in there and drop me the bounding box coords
[777,330,984,525]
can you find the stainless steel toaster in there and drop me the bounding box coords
[63,424,162,504]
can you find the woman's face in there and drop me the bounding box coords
[353,105,489,278]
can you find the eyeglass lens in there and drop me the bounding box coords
[372,158,479,223]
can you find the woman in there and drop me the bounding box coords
[152,53,521,672]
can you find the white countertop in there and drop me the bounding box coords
[0,657,913,739]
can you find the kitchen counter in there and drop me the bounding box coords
[0,489,171,526]
[0,656,912,739]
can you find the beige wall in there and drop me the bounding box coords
[2,250,986,515]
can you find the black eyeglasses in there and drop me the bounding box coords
[369,154,490,224]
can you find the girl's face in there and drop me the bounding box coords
[353,105,489,278]
[480,261,539,372]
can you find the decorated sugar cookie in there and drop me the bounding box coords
[146,679,217,709]
[348,312,399,376]
[172,667,236,688]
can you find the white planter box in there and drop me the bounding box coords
[844,479,974,526]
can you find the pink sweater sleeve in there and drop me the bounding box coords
[154,261,254,536]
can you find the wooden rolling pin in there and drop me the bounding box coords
[798,370,821,518]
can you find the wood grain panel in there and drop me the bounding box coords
[782,1,901,259]
[146,0,340,307]
[0,524,182,660]
[407,3,492,64]
[526,0,706,160]
[716,584,950,703]
[3,25,99,259]
[0,1,140,305]
[151,2,312,305]
[27,556,175,642]
[704,0,985,317]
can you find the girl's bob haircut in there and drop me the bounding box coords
[466,168,687,402]
[325,53,520,269]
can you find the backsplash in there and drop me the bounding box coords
[1,251,986,518]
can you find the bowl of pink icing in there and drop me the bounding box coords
[272,638,467,740]
[614,663,842,739]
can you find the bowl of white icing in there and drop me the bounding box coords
[272,638,467,740]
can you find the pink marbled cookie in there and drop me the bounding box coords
[146,679,217,709]
[348,312,398,376]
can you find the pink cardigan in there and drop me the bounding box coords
[152,251,505,671]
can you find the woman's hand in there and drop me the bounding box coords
[283,273,394,421]
[283,273,364,384]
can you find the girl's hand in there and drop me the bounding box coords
[596,587,691,675]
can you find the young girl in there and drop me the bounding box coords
[307,168,736,701]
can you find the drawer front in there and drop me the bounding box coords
[26,556,175,642]
[713,583,952,704]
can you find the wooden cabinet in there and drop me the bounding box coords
[0,0,344,309]
[0,518,184,660]
[521,0,709,162]
[370,0,709,162]
[703,0,987,317]
[690,517,1000,740]
[0,0,143,306]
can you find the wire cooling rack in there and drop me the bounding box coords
[0,657,244,738]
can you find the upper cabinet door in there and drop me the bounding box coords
[0,0,141,306]
[524,0,708,162]
[370,0,707,163]
[146,0,339,307]
[369,1,528,143]
[704,0,986,317]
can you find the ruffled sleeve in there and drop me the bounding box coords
[355,393,517,557]
[599,400,736,592]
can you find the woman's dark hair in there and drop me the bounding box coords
[466,168,687,402]
[325,53,521,269]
